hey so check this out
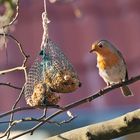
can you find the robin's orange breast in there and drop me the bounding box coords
[97,52,120,70]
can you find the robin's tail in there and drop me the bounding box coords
[120,86,133,97]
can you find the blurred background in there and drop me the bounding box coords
[0,0,140,139]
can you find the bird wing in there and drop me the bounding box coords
[116,49,128,80]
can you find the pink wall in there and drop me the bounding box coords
[0,0,140,112]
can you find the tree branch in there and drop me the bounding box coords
[0,82,21,90]
[0,66,25,75]
[6,85,25,139]
[8,75,140,140]
[0,33,29,81]
[47,109,140,140]
[0,107,35,118]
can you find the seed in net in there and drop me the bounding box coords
[24,52,60,108]
[27,82,60,108]
[40,39,82,93]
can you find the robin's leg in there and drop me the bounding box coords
[107,82,117,87]
[121,79,125,82]
[116,79,125,84]
[106,82,111,86]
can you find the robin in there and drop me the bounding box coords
[90,40,133,97]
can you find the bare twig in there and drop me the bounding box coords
[0,1,29,138]
[0,31,29,138]
[0,33,28,62]
[0,66,25,75]
[0,33,29,80]
[38,108,47,120]
[0,82,21,90]
[0,122,16,139]
[4,85,25,139]
[0,107,35,119]
[8,75,140,140]
[49,0,74,4]
[0,117,60,124]
[3,27,7,50]
[0,105,61,119]
[59,115,77,125]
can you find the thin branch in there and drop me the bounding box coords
[0,33,28,63]
[49,0,75,4]
[0,107,35,119]
[38,108,47,120]
[0,105,61,119]
[2,85,25,139]
[0,118,46,124]
[0,122,16,139]
[0,66,25,75]
[0,33,29,80]
[0,2,29,138]
[59,115,77,125]
[8,75,140,140]
[0,83,21,90]
[0,117,61,124]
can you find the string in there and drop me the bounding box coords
[41,0,50,50]
[41,0,50,82]
[44,0,47,13]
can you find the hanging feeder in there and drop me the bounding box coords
[24,39,81,107]
[24,8,81,108]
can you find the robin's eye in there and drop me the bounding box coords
[98,44,103,48]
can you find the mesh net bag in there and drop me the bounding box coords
[24,39,81,107]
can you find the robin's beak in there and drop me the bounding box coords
[89,49,94,53]
[78,82,82,87]
[89,44,96,53]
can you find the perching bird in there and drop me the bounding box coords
[90,40,133,97]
